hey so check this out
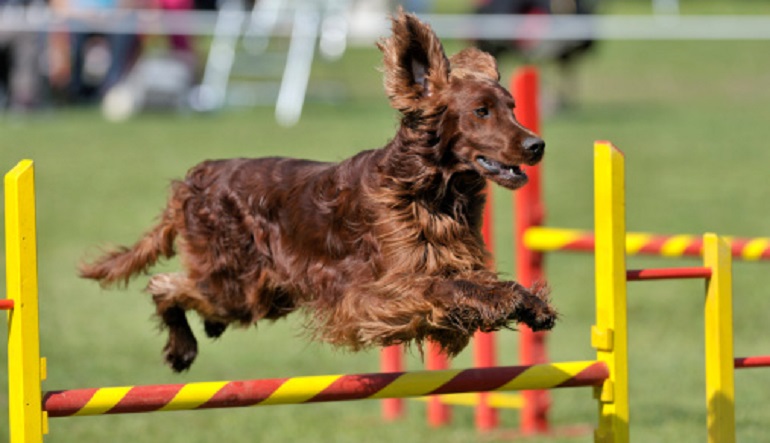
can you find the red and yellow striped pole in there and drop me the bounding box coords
[42,361,608,417]
[524,226,770,261]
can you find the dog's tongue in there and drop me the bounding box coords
[477,157,526,180]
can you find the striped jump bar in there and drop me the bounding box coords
[0,299,14,310]
[525,227,770,261]
[43,360,607,417]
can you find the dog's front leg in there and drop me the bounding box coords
[324,273,556,358]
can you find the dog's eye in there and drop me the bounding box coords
[474,107,490,118]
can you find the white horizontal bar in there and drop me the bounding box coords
[2,7,770,41]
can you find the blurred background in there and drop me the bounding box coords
[2,0,770,441]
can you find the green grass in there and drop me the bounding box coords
[4,12,770,443]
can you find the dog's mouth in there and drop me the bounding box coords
[476,156,528,189]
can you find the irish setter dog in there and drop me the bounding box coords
[80,10,556,372]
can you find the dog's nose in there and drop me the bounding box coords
[523,137,545,157]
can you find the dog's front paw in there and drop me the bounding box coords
[523,304,557,332]
[508,281,557,331]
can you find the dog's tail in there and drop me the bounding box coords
[79,210,177,288]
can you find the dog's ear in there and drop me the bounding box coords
[449,47,500,82]
[377,8,449,114]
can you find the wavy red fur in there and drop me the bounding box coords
[79,9,556,372]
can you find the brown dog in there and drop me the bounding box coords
[80,10,556,372]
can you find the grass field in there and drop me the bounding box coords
[4,3,770,442]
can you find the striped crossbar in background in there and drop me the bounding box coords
[42,361,607,417]
[524,227,770,261]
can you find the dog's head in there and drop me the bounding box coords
[378,10,544,190]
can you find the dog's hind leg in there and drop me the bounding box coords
[147,272,224,371]
[158,305,198,372]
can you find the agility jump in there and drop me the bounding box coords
[486,65,770,435]
[2,158,608,442]
[377,66,756,435]
[5,139,745,442]
[5,160,608,442]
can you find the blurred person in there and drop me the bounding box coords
[51,0,144,103]
[475,0,550,57]
[475,0,598,110]
[0,0,45,110]
[157,0,197,66]
[100,0,201,120]
[400,0,432,13]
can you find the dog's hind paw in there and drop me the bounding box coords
[204,320,228,339]
[163,341,198,372]
[162,322,199,372]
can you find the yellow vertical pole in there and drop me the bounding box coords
[703,233,735,443]
[591,142,629,443]
[6,160,46,443]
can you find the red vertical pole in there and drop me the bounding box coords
[512,66,550,435]
[380,345,404,420]
[474,185,499,431]
[426,342,451,426]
